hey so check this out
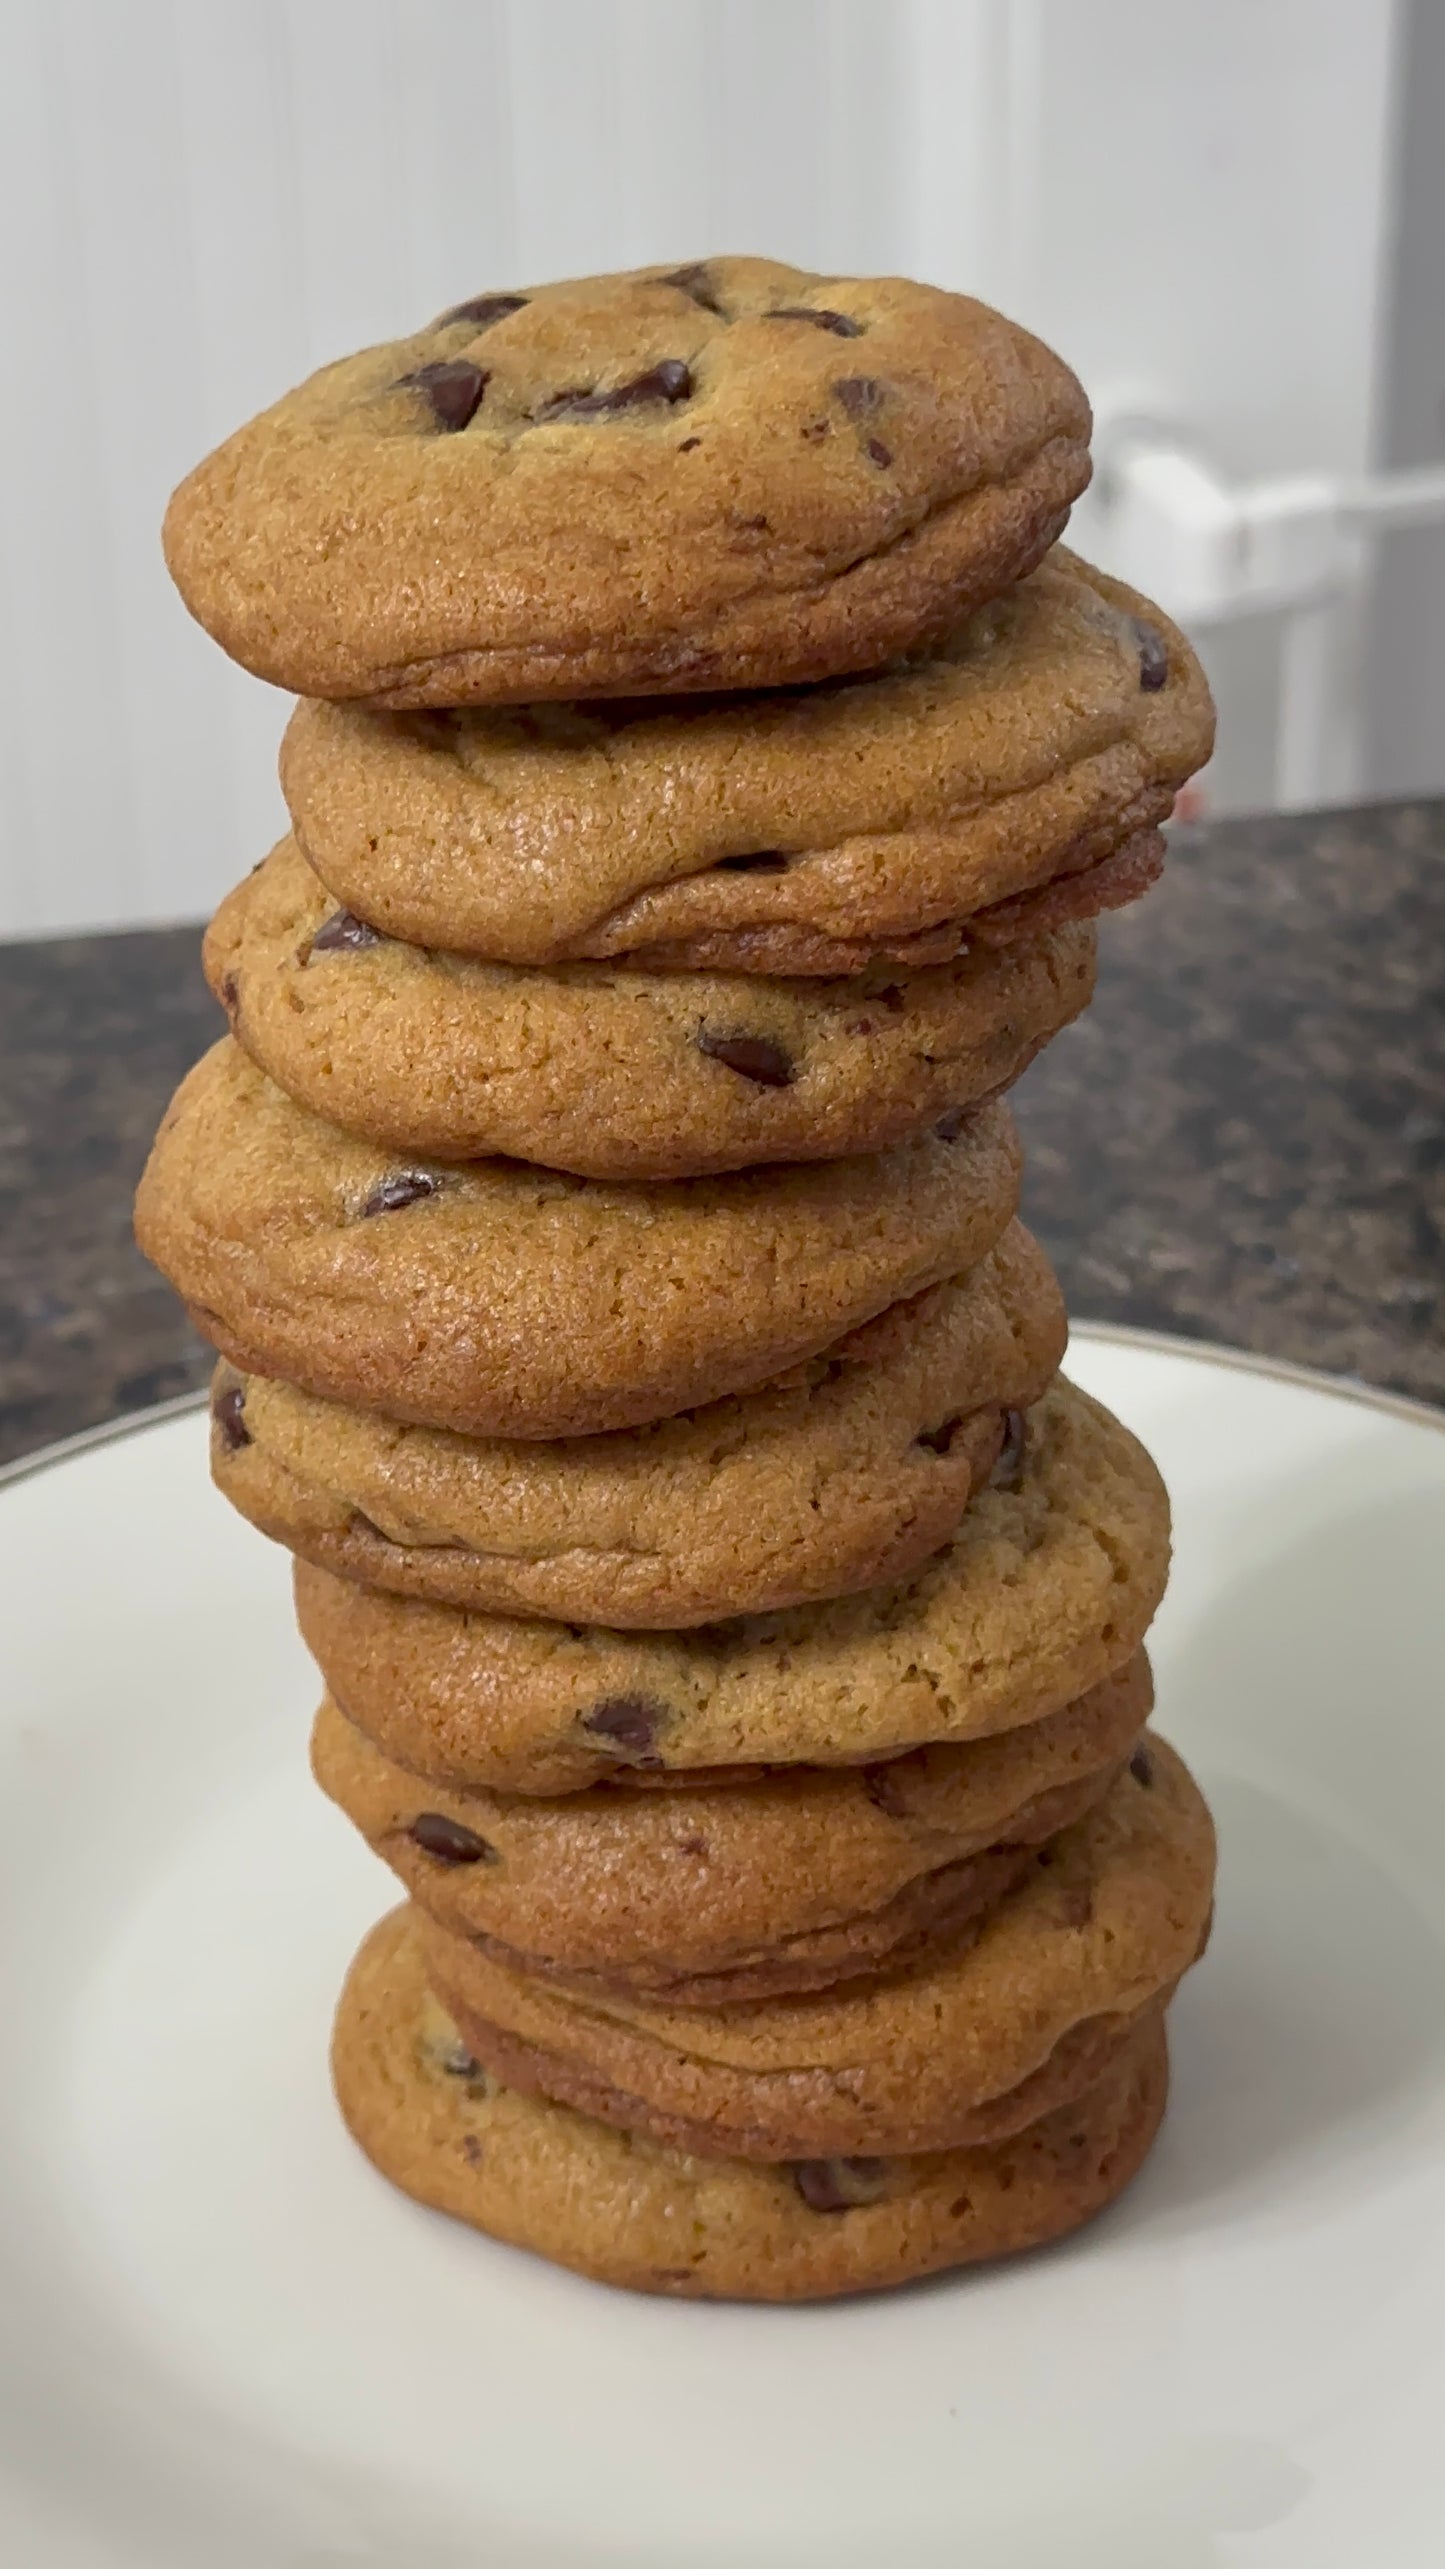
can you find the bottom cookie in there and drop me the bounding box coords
[333,1907,1169,2302]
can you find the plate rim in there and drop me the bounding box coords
[0,1323,1439,1500]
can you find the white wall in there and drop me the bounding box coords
[0,0,1420,938]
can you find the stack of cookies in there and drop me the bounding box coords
[137,258,1217,2301]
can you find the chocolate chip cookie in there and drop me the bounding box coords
[295,1377,1171,1787]
[164,258,1091,705]
[311,1658,1149,2005]
[333,1906,1170,2298]
[279,551,1212,974]
[135,1042,1021,1437]
[209,1223,1063,1625]
[422,1737,1213,2157]
[207,836,1094,1178]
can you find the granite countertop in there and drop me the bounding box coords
[2,796,1442,1469]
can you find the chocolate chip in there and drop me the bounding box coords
[309,908,383,955]
[580,1695,671,1762]
[765,306,863,337]
[461,2133,484,2166]
[1133,619,1169,691]
[398,358,488,430]
[540,361,692,421]
[359,1170,440,1217]
[1130,1744,1155,1788]
[696,1030,795,1087]
[715,849,790,874]
[678,1834,709,1858]
[991,1408,1027,1491]
[915,1414,963,1456]
[212,1383,250,1452]
[934,1107,972,1141]
[860,1764,910,1819]
[410,1812,496,1866]
[219,972,240,1014]
[876,984,906,1012]
[662,263,725,315]
[437,292,528,328]
[866,437,893,468]
[793,2157,888,2212]
[439,2038,481,2077]
[677,435,702,452]
[833,375,884,416]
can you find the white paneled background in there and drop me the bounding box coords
[0,0,1433,939]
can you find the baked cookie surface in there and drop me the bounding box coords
[210,1224,1063,1625]
[312,1659,1150,2006]
[207,836,1094,1177]
[136,1041,1020,1437]
[278,551,1211,973]
[164,258,1091,705]
[423,1738,1213,2157]
[295,1377,1171,1787]
[333,1906,1170,2299]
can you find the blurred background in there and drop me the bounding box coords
[2,0,1442,939]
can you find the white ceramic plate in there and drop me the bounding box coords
[2,1327,1443,2569]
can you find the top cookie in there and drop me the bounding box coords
[161,258,1091,704]
[279,551,1212,972]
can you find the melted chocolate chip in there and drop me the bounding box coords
[833,375,884,416]
[398,358,488,430]
[991,1408,1028,1491]
[1130,1743,1155,1788]
[359,1170,441,1217]
[1133,619,1169,691]
[437,292,528,328]
[439,2037,481,2077]
[410,1812,496,1866]
[662,263,726,315]
[677,435,702,452]
[212,1383,250,1452]
[876,984,907,1012]
[580,1695,671,1761]
[310,908,383,955]
[934,1107,972,1141]
[793,2157,888,2213]
[541,361,692,421]
[715,849,790,874]
[915,1414,963,1456]
[866,437,893,468]
[695,1030,795,1087]
[765,306,863,337]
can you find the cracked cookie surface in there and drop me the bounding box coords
[421,1738,1213,2157]
[279,550,1211,972]
[295,1378,1171,1786]
[136,1041,1020,1437]
[207,835,1094,1176]
[333,1905,1171,2298]
[209,1223,1063,1625]
[312,1657,1149,2005]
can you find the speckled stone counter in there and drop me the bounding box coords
[1,795,1442,1468]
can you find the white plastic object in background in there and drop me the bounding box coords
[1087,406,1445,810]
